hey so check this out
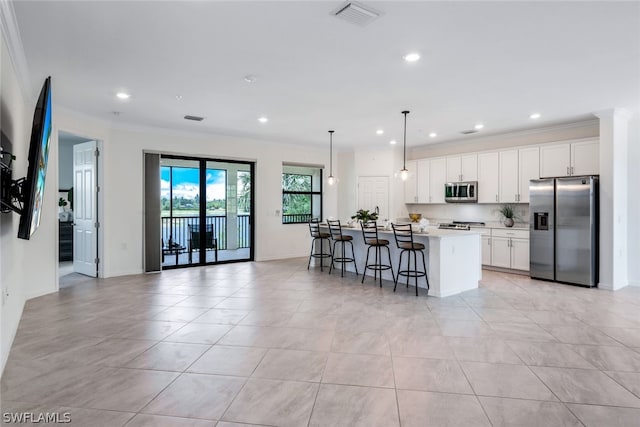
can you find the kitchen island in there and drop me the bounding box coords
[320,226,482,297]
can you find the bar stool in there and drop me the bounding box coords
[327,219,358,277]
[360,221,395,287]
[391,223,429,296]
[307,218,332,272]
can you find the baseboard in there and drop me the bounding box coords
[628,280,640,287]
[103,269,144,278]
[25,287,57,300]
[482,266,530,276]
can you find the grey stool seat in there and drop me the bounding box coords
[361,221,395,287]
[391,223,429,296]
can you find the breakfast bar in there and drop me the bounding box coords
[320,226,482,297]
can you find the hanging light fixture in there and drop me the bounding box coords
[327,130,336,185]
[400,110,410,181]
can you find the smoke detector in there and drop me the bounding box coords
[332,2,381,27]
[184,115,204,122]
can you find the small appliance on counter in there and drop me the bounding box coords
[530,176,598,287]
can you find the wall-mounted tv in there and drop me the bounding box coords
[17,77,52,240]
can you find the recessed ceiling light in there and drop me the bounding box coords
[376,129,384,135]
[389,140,397,145]
[530,113,541,119]
[258,117,268,123]
[403,53,420,63]
[116,92,130,100]
[474,123,484,130]
[429,132,437,138]
[244,75,257,83]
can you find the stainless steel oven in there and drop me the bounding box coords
[445,181,478,203]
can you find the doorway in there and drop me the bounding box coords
[57,131,100,281]
[159,155,254,269]
[357,176,390,221]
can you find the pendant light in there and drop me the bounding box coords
[327,130,335,185]
[400,110,410,181]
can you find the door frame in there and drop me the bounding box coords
[158,153,255,269]
[55,128,104,289]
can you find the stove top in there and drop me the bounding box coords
[438,223,471,230]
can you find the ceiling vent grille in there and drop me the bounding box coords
[332,2,380,27]
[184,115,204,122]
[460,129,479,135]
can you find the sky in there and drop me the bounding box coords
[161,167,226,201]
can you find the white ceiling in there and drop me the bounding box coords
[12,1,640,149]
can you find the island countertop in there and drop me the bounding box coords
[316,225,482,297]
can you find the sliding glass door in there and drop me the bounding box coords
[160,155,254,269]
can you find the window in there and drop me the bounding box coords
[282,165,322,224]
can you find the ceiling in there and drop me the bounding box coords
[12,1,640,149]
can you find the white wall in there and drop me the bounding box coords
[50,118,336,277]
[1,32,58,373]
[628,116,640,286]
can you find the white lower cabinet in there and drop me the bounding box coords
[484,229,529,271]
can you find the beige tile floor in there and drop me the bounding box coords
[2,258,640,426]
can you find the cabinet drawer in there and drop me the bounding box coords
[491,229,529,239]
[472,228,491,236]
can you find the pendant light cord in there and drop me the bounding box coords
[402,111,409,169]
[329,130,334,176]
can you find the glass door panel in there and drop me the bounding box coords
[160,158,200,267]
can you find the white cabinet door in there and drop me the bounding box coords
[518,147,540,203]
[358,176,389,221]
[481,236,492,266]
[416,159,430,203]
[478,152,499,203]
[540,143,570,178]
[491,237,511,268]
[571,139,599,176]
[429,158,447,203]
[499,150,519,203]
[404,160,418,203]
[510,238,530,271]
[446,157,461,182]
[461,153,478,181]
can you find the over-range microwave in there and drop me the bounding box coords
[445,181,478,203]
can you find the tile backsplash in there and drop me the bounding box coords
[405,203,530,225]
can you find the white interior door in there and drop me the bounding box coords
[73,141,98,277]
[357,176,389,221]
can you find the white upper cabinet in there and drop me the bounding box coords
[478,152,499,203]
[429,158,447,203]
[403,160,418,203]
[461,154,478,181]
[446,154,478,182]
[571,139,599,176]
[416,159,430,203]
[540,138,599,178]
[518,146,540,203]
[540,143,571,177]
[499,150,519,203]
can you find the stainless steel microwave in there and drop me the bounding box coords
[445,181,478,203]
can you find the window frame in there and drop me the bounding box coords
[281,169,323,224]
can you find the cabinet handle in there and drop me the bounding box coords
[567,166,570,176]
[496,194,499,202]
[571,166,574,175]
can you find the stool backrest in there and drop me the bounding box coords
[309,218,322,237]
[327,219,344,240]
[361,221,379,245]
[391,223,415,248]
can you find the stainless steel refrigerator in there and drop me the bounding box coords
[529,176,598,287]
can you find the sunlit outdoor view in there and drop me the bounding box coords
[282,165,322,224]
[160,158,252,268]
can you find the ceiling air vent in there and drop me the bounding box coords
[460,129,479,135]
[184,115,204,122]
[332,2,380,27]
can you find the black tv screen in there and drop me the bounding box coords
[18,77,52,240]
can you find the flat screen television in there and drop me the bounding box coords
[17,76,52,240]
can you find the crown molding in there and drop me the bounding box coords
[593,108,634,121]
[0,0,34,101]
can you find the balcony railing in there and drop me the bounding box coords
[282,213,313,224]
[161,215,250,250]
